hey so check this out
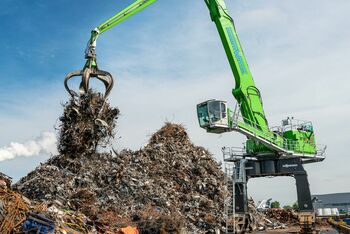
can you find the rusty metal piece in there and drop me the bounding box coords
[95,118,109,128]
[0,172,12,189]
[0,189,29,234]
[0,180,6,190]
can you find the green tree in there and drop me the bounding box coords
[283,205,292,210]
[271,201,280,208]
[292,202,299,210]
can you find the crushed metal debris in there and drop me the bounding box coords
[0,187,29,233]
[1,92,329,233]
[12,91,225,233]
[264,208,298,226]
[57,90,119,156]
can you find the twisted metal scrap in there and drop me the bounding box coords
[0,189,29,233]
[16,123,226,233]
[58,90,120,157]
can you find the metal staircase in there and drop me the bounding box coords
[223,147,247,233]
[224,158,235,234]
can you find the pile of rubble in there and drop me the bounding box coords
[254,208,298,231]
[0,184,29,233]
[0,182,107,233]
[13,92,225,233]
[1,91,330,233]
[57,90,120,156]
[244,202,299,232]
[246,199,267,231]
[264,208,298,225]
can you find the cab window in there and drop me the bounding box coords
[208,101,221,123]
[197,104,209,127]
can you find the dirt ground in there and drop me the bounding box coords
[252,225,339,234]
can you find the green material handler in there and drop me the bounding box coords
[64,0,326,160]
[197,0,326,160]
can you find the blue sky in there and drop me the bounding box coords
[0,0,349,205]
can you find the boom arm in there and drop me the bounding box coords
[65,0,157,98]
[205,0,269,133]
[85,0,157,67]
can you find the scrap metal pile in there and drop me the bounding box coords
[244,201,299,232]
[0,185,29,233]
[12,91,225,233]
[264,208,298,225]
[254,208,331,231]
[57,90,120,156]
[2,91,309,233]
[259,208,298,231]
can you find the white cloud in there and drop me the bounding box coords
[0,132,57,162]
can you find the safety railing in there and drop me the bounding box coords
[222,147,246,162]
[230,104,326,157]
[281,118,313,132]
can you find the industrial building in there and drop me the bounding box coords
[312,192,350,214]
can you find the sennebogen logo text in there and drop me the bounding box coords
[226,27,248,75]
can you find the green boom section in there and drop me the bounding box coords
[85,0,157,69]
[203,0,318,156]
[205,0,269,134]
[97,0,157,34]
[88,0,157,48]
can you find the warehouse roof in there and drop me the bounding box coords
[312,192,350,205]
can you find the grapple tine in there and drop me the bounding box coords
[64,70,84,97]
[94,70,114,98]
[64,67,114,98]
[81,68,92,95]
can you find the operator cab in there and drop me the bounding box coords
[197,100,230,134]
